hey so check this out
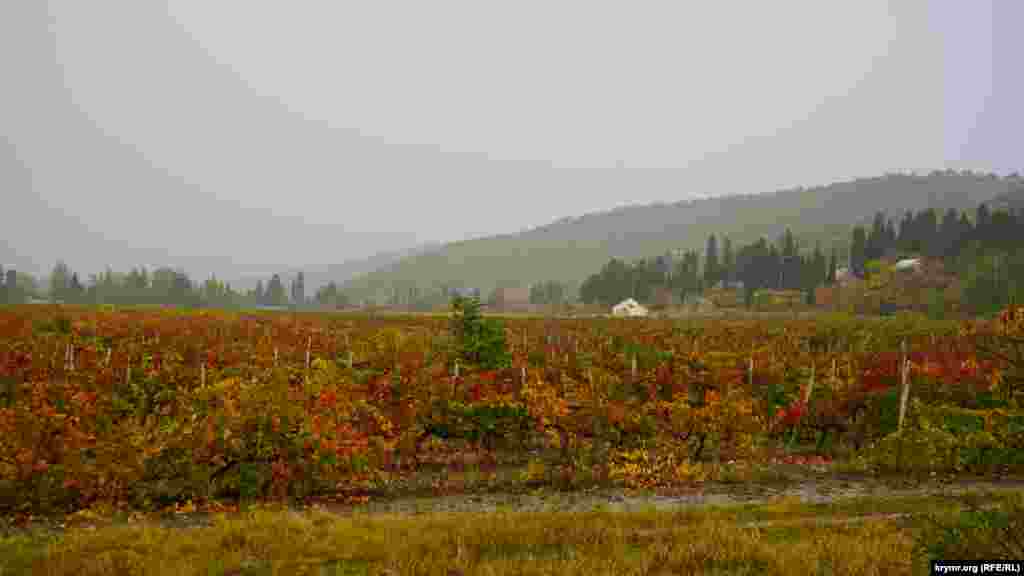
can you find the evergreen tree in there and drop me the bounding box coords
[866,211,886,260]
[883,217,897,255]
[3,269,17,304]
[918,208,939,257]
[291,272,305,307]
[827,244,837,284]
[267,274,286,306]
[49,261,72,302]
[722,236,734,285]
[897,210,914,251]
[955,211,974,256]
[850,226,867,276]
[69,273,84,301]
[975,203,992,246]
[812,241,826,284]
[939,207,960,261]
[782,228,797,258]
[704,234,719,288]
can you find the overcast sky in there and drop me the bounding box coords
[2,1,1020,281]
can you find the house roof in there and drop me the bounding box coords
[894,258,921,270]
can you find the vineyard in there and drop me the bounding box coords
[1,302,1023,518]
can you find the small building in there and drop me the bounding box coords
[650,286,678,308]
[494,287,531,311]
[450,287,481,300]
[713,280,745,291]
[612,298,649,317]
[893,258,922,272]
[814,285,836,308]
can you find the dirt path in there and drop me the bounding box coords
[4,474,1023,538]
[312,476,1024,518]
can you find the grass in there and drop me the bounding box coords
[3,491,1020,575]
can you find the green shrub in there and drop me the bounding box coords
[866,426,960,475]
[449,296,512,370]
[915,492,1024,565]
[864,401,1024,474]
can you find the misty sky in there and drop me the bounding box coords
[2,1,1021,281]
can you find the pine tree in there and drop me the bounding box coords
[827,244,837,284]
[705,234,719,289]
[722,237,734,285]
[850,226,867,276]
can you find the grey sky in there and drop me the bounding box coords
[2,1,1018,282]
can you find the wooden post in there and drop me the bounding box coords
[748,356,754,388]
[347,351,354,369]
[201,363,206,388]
[631,354,637,382]
[305,336,312,371]
[898,340,910,431]
[274,347,279,367]
[803,363,816,404]
[517,366,526,400]
[125,364,131,387]
[105,347,112,367]
[454,360,460,379]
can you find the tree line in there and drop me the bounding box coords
[579,201,1023,315]
[0,265,30,305]
[32,262,331,310]
[578,230,833,308]
[6,198,1020,315]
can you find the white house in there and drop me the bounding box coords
[893,258,922,272]
[612,298,648,317]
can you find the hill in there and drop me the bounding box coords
[990,178,1024,212]
[342,171,1019,303]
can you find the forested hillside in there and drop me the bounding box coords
[342,172,1021,303]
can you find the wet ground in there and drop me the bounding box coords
[4,455,1023,538]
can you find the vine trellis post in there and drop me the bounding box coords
[898,339,911,431]
[803,363,816,404]
[65,341,75,372]
[517,366,526,401]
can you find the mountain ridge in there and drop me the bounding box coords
[341,171,1020,302]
